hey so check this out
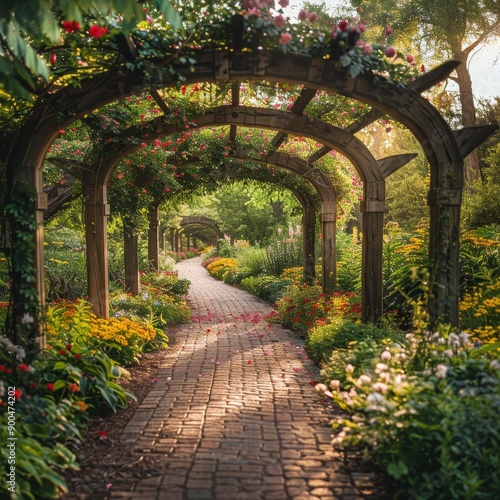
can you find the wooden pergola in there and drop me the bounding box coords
[4,49,497,351]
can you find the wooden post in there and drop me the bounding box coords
[303,204,316,284]
[360,182,385,323]
[148,205,160,270]
[124,226,140,295]
[428,185,462,326]
[83,183,110,318]
[321,200,336,293]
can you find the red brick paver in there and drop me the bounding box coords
[108,257,384,499]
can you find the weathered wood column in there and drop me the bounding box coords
[428,179,462,326]
[360,182,385,323]
[321,200,336,293]
[148,205,160,270]
[303,204,316,285]
[123,225,140,295]
[83,183,110,318]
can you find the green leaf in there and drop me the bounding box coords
[387,460,409,479]
[40,11,61,44]
[155,0,182,30]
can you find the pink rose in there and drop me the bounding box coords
[279,32,293,45]
[385,25,393,36]
[309,12,319,23]
[363,44,373,55]
[274,14,286,27]
[385,46,396,57]
[298,9,308,21]
[278,0,289,7]
[406,54,414,63]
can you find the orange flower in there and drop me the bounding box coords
[76,401,88,411]
[68,383,80,393]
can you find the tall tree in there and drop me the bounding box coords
[352,0,500,185]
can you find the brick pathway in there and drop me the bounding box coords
[109,257,385,499]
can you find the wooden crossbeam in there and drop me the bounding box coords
[378,153,418,178]
[306,61,462,164]
[47,158,92,180]
[151,89,170,115]
[270,87,317,149]
[453,125,499,159]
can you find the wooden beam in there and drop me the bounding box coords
[229,83,240,143]
[308,146,331,163]
[47,158,91,180]
[378,153,418,178]
[151,89,170,115]
[270,87,317,150]
[453,125,499,159]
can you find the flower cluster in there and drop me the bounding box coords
[206,258,239,281]
[315,321,500,498]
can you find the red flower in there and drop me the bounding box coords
[74,353,82,360]
[98,430,107,438]
[66,344,73,350]
[50,53,57,65]
[63,20,75,32]
[5,368,12,375]
[58,349,67,356]
[46,383,55,391]
[17,363,30,373]
[30,382,38,389]
[14,389,23,400]
[338,19,349,32]
[89,25,104,38]
[0,365,5,372]
[385,25,393,36]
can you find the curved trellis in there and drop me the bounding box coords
[5,49,498,350]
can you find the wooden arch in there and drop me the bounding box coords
[5,50,497,348]
[79,106,401,324]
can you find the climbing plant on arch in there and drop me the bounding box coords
[1,3,497,354]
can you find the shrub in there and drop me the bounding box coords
[307,319,403,363]
[264,227,303,277]
[317,323,500,500]
[140,270,190,296]
[240,275,290,304]
[206,257,238,281]
[273,284,361,335]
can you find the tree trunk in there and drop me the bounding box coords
[455,53,481,186]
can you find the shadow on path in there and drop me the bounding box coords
[89,257,387,499]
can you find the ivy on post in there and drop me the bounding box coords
[5,183,42,356]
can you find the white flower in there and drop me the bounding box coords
[435,364,448,379]
[356,374,372,386]
[375,363,388,374]
[315,383,328,393]
[323,391,333,398]
[366,392,389,412]
[444,349,454,358]
[379,371,391,383]
[21,313,35,325]
[380,350,391,362]
[329,379,341,391]
[489,359,500,370]
[345,364,354,375]
[348,387,357,398]
[458,331,470,348]
[371,382,388,393]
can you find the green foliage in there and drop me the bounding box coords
[239,275,291,304]
[264,227,303,277]
[385,172,429,230]
[307,318,403,363]
[320,323,500,500]
[336,230,362,292]
[44,227,87,301]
